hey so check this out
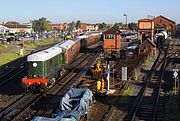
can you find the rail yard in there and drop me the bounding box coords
[0,2,180,121]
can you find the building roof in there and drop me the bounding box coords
[27,46,63,62]
[140,38,156,49]
[154,15,176,24]
[146,38,156,47]
[0,25,9,30]
[4,24,30,29]
[103,27,121,34]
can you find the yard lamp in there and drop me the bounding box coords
[123,14,128,30]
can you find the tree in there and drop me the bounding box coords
[76,20,81,29]
[32,20,40,32]
[98,22,106,30]
[32,17,52,33]
[113,22,123,30]
[67,21,76,32]
[128,22,137,31]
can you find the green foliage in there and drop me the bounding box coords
[98,22,106,30]
[128,22,137,31]
[122,87,134,96]
[32,17,52,32]
[67,21,76,32]
[76,20,81,29]
[113,22,123,30]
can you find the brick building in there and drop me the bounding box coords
[103,27,121,53]
[80,23,99,32]
[51,23,67,31]
[153,15,176,35]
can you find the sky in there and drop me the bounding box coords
[0,0,180,24]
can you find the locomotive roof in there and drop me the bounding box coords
[27,46,63,62]
[55,39,75,49]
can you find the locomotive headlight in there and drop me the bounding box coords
[33,62,37,67]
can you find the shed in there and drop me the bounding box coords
[139,38,156,55]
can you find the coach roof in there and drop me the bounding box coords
[55,39,75,49]
[76,35,88,39]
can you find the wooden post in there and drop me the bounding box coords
[138,31,142,44]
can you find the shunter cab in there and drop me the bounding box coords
[22,46,65,91]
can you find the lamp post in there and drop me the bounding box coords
[123,14,128,30]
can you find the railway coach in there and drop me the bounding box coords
[86,32,102,46]
[76,35,88,49]
[54,39,79,65]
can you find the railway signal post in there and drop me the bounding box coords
[173,69,178,95]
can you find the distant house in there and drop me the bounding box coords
[4,21,33,33]
[103,27,122,53]
[0,24,9,34]
[106,24,113,28]
[80,23,99,32]
[51,23,67,31]
[153,15,176,35]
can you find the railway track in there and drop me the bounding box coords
[12,53,100,121]
[0,52,89,120]
[0,49,100,121]
[124,45,178,121]
[0,62,26,87]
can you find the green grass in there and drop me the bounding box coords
[143,53,154,66]
[0,50,29,65]
[0,44,14,51]
[0,44,7,51]
[122,87,134,96]
[0,38,62,65]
